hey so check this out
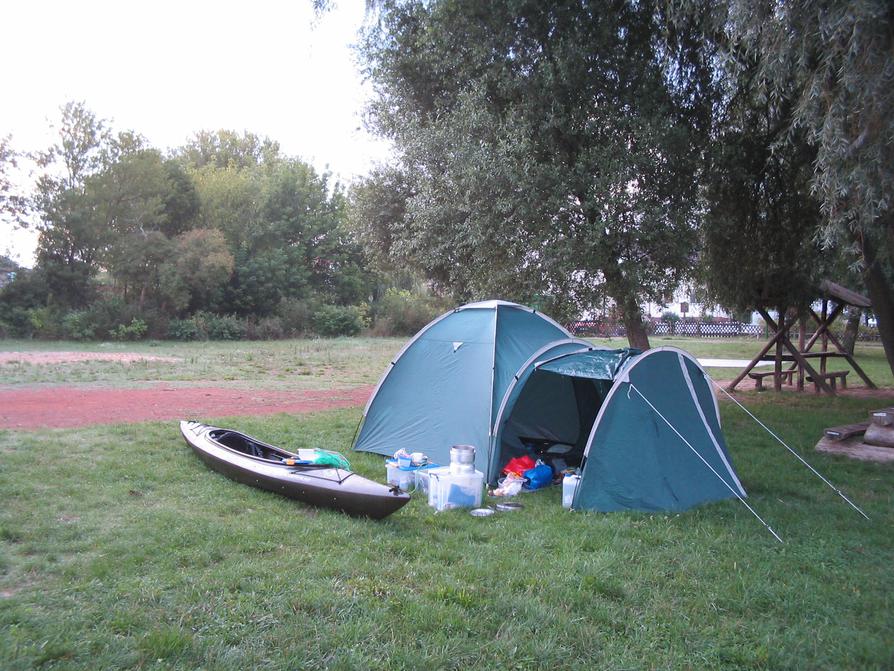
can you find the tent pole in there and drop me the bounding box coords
[627,384,784,543]
[711,380,870,520]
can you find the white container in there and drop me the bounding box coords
[428,467,484,511]
[449,444,476,473]
[385,460,415,490]
[562,473,581,509]
[414,465,440,494]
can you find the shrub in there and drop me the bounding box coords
[206,313,247,340]
[28,307,64,339]
[247,316,285,340]
[112,318,148,341]
[0,306,48,338]
[166,312,248,340]
[313,304,362,337]
[371,288,443,336]
[277,298,316,336]
[62,310,96,341]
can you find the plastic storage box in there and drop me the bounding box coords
[385,459,416,490]
[427,467,484,511]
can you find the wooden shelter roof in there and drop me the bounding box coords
[819,280,872,309]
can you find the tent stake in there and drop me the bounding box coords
[711,380,870,521]
[628,384,784,544]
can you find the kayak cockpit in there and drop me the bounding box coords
[209,430,292,462]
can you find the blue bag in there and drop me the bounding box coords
[523,463,554,490]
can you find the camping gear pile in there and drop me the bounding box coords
[385,450,441,491]
[354,300,745,513]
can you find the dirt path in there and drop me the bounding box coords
[0,351,180,365]
[0,384,375,430]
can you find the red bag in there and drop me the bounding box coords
[503,455,536,477]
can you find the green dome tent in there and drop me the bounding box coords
[353,300,574,472]
[354,301,745,512]
[490,344,746,512]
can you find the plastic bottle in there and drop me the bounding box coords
[562,473,581,509]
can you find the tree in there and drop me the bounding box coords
[31,102,115,306]
[348,165,412,274]
[0,135,28,228]
[191,165,262,250]
[160,229,234,313]
[357,0,712,347]
[701,57,827,315]
[159,160,200,237]
[719,0,894,373]
[178,130,280,171]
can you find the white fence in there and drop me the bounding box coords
[568,320,880,341]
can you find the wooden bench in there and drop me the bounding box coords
[806,370,849,392]
[823,421,869,441]
[748,369,795,391]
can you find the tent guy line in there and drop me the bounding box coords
[628,383,784,544]
[711,380,870,520]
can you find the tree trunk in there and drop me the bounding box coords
[604,268,651,350]
[621,310,651,350]
[840,308,861,355]
[861,233,894,376]
[613,290,651,350]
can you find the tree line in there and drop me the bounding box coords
[2,0,893,375]
[0,105,444,340]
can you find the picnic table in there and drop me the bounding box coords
[728,281,877,395]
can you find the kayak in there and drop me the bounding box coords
[179,421,410,519]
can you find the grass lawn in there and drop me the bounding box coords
[1,335,889,392]
[1,337,892,669]
[0,338,404,390]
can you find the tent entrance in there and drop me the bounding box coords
[498,370,613,475]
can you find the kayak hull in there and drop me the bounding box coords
[180,421,409,519]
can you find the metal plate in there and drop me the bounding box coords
[495,502,524,512]
[469,507,495,517]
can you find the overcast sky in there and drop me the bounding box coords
[1,0,391,265]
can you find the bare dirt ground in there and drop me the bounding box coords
[1,352,891,431]
[0,351,180,365]
[0,384,375,430]
[0,350,380,429]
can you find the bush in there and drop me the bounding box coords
[312,304,362,337]
[112,318,148,341]
[277,298,316,336]
[62,310,96,341]
[370,288,443,336]
[247,316,285,340]
[206,313,247,340]
[28,307,64,339]
[166,312,248,340]
[0,306,49,338]
[168,316,201,341]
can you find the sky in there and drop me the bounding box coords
[1,0,391,266]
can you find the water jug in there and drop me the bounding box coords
[562,473,581,509]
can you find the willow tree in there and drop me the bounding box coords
[356,0,714,347]
[718,0,894,372]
